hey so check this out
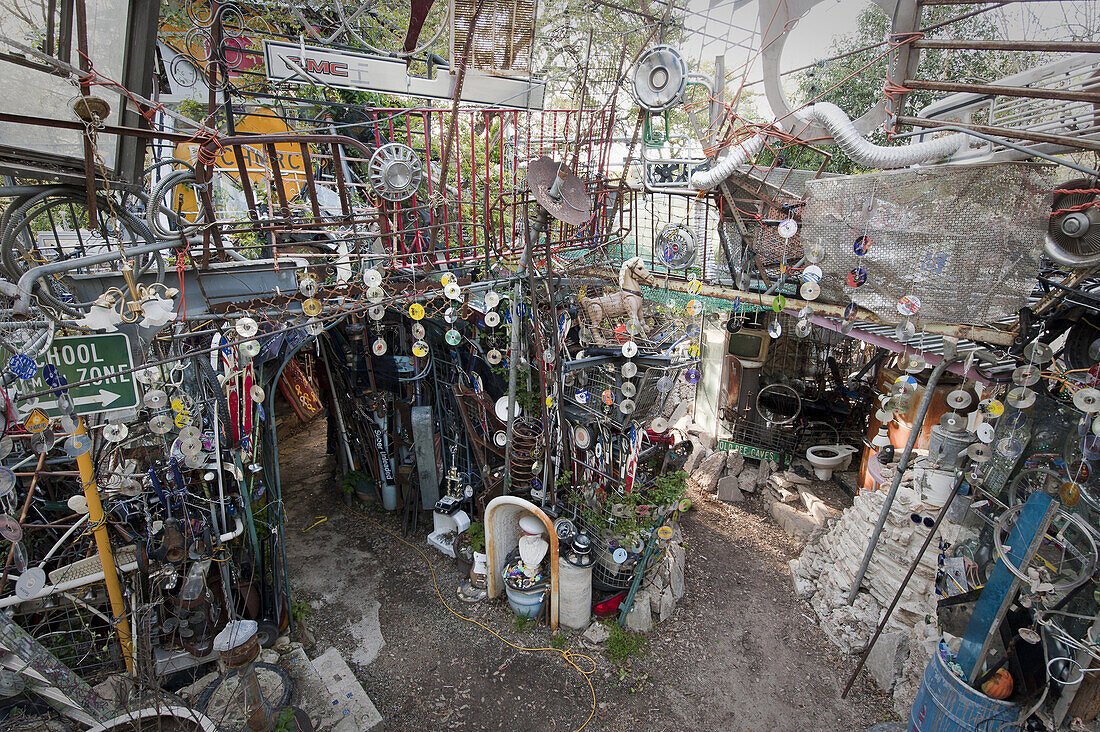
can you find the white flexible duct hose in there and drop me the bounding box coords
[690,133,767,190]
[795,102,968,169]
[691,102,968,190]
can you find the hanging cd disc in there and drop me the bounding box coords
[1082,435,1100,461]
[795,318,812,338]
[149,414,173,435]
[1023,341,1054,364]
[1093,415,1100,437]
[367,286,385,304]
[64,434,91,457]
[997,436,1024,459]
[1012,365,1041,387]
[180,438,202,457]
[650,417,669,433]
[445,329,462,346]
[250,384,265,403]
[443,307,459,324]
[656,376,675,393]
[493,430,508,447]
[104,423,130,447]
[363,269,383,287]
[543,348,556,364]
[444,282,462,300]
[940,412,966,430]
[173,411,192,429]
[726,315,744,334]
[979,399,1005,418]
[372,338,388,356]
[58,414,79,435]
[977,423,995,444]
[143,389,168,409]
[768,320,782,338]
[235,317,259,338]
[179,426,201,442]
[134,366,160,385]
[0,436,13,460]
[0,515,21,542]
[946,390,973,410]
[412,322,426,339]
[967,443,992,463]
[412,340,429,357]
[240,340,261,358]
[485,291,500,309]
[574,426,591,450]
[368,305,385,321]
[621,382,637,398]
[1007,387,1037,409]
[799,282,820,301]
[298,275,318,297]
[1003,411,1027,431]
[0,468,14,499]
[905,353,927,374]
[619,399,636,415]
[15,567,45,600]
[484,311,500,328]
[486,349,502,365]
[621,341,638,358]
[29,431,54,455]
[1074,387,1100,413]
[184,453,205,469]
[621,362,638,379]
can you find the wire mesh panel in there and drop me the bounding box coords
[801,162,1054,326]
[565,356,696,430]
[452,0,535,75]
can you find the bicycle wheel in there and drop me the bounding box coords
[1,187,164,318]
[993,503,1098,595]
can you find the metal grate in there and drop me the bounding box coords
[452,0,535,75]
[800,162,1054,327]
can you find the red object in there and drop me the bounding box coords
[403,0,437,53]
[613,324,629,343]
[593,591,626,619]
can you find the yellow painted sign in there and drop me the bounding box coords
[172,109,307,220]
[23,408,50,434]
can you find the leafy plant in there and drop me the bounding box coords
[340,470,369,496]
[273,707,297,732]
[605,623,647,666]
[466,521,485,554]
[291,600,312,626]
[550,632,566,650]
[512,614,536,633]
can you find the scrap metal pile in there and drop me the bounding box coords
[0,0,1098,729]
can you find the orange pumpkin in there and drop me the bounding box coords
[981,668,1014,700]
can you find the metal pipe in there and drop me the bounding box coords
[896,115,1100,159]
[912,39,1100,52]
[503,215,531,489]
[318,340,357,472]
[846,356,958,605]
[841,472,966,697]
[13,240,176,316]
[73,417,133,672]
[903,78,1100,105]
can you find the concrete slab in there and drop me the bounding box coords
[866,631,909,694]
[716,476,743,503]
[310,647,384,732]
[771,501,818,541]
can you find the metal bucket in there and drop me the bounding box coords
[910,648,1020,731]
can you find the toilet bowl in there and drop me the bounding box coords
[805,444,859,480]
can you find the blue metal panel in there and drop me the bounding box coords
[956,491,1056,683]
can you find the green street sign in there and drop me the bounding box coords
[10,334,139,419]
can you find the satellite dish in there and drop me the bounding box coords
[527,156,592,226]
[632,45,688,112]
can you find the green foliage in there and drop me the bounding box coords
[340,470,370,496]
[572,470,685,542]
[791,5,1034,175]
[605,622,647,666]
[291,600,312,626]
[273,707,297,732]
[550,632,567,650]
[512,614,536,633]
[466,521,485,554]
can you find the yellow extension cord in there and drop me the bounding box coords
[342,504,599,731]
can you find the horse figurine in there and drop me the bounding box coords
[578,257,656,345]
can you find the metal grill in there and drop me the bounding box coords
[565,356,696,430]
[452,0,535,75]
[801,162,1054,327]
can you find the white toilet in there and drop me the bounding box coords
[805,444,859,480]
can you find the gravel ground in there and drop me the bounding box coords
[280,421,898,731]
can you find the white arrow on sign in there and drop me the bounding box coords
[28,389,125,412]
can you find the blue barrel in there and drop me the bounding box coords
[504,584,546,618]
[910,650,1020,731]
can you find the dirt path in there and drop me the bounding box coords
[280,421,896,731]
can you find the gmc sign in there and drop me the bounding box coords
[263,40,545,110]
